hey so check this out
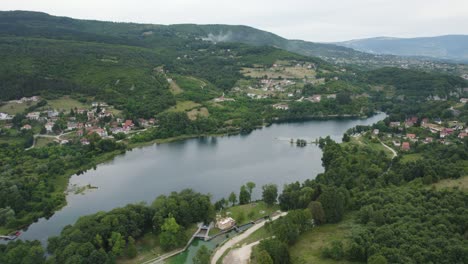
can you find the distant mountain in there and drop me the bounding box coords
[336,35,468,63]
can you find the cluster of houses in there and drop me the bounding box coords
[386,116,467,151]
[9,96,40,104]
[2,100,157,146]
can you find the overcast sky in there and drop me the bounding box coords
[2,0,468,42]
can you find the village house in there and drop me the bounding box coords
[406,133,417,140]
[459,132,467,139]
[67,122,77,130]
[26,112,40,120]
[273,103,289,110]
[425,137,434,143]
[460,98,468,104]
[306,95,321,103]
[405,117,418,128]
[80,138,90,145]
[434,118,442,125]
[393,141,401,147]
[45,122,55,133]
[76,130,84,137]
[87,111,95,120]
[401,142,410,151]
[47,110,59,118]
[123,120,134,128]
[138,118,150,127]
[91,102,108,107]
[88,128,108,138]
[216,217,236,230]
[373,129,380,135]
[76,108,86,115]
[440,128,454,138]
[389,122,400,128]
[21,124,32,130]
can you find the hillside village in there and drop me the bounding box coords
[352,98,468,153]
[0,96,157,147]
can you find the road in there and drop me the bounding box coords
[223,240,260,264]
[379,139,397,158]
[210,212,287,264]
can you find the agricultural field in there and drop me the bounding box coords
[166,101,201,113]
[42,96,88,111]
[0,101,36,115]
[432,175,468,192]
[187,107,209,120]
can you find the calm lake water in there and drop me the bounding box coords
[19,113,385,244]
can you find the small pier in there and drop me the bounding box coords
[0,231,21,241]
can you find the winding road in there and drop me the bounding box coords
[211,212,287,264]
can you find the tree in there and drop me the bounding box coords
[258,239,290,264]
[126,236,137,258]
[214,198,227,211]
[318,187,345,223]
[255,250,273,264]
[228,192,237,206]
[246,182,256,201]
[342,133,350,142]
[368,254,388,264]
[108,232,126,256]
[193,245,211,264]
[160,217,184,251]
[262,184,278,206]
[308,201,325,225]
[239,185,250,205]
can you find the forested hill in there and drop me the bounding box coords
[4,10,466,75]
[0,11,324,118]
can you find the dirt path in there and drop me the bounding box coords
[211,212,287,264]
[223,240,260,264]
[379,139,397,158]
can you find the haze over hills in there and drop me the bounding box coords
[336,35,468,63]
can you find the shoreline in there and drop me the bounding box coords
[5,112,379,235]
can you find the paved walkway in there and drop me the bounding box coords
[223,240,260,264]
[211,212,287,264]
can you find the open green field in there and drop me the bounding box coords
[187,107,209,120]
[166,101,201,112]
[221,202,279,226]
[400,153,423,163]
[349,136,395,159]
[289,214,361,264]
[43,97,88,111]
[432,175,468,192]
[35,137,56,148]
[169,79,184,95]
[0,101,35,115]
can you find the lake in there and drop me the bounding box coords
[18,113,386,244]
